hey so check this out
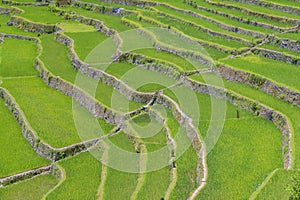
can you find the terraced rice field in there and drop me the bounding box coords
[0,0,300,199]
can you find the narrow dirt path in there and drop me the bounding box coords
[249,168,279,200]
[130,144,147,200]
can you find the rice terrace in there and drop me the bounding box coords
[1,0,300,199]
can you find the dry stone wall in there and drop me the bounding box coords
[0,87,54,159]
[151,7,251,44]
[270,37,300,52]
[55,33,154,104]
[0,34,120,161]
[129,11,239,54]
[97,0,158,7]
[183,77,292,169]
[186,1,289,32]
[217,64,300,108]
[231,0,300,15]
[0,6,10,14]
[0,82,119,162]
[0,165,52,187]
[253,47,300,66]
[119,52,182,80]
[8,16,60,33]
[2,0,49,6]
[204,0,298,24]
[56,31,207,184]
[159,3,265,38]
[71,0,133,16]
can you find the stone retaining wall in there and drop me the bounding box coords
[1,34,120,160]
[2,0,49,6]
[253,47,300,66]
[1,27,207,187]
[217,64,300,108]
[130,12,237,54]
[270,37,300,52]
[59,23,207,180]
[231,0,300,15]
[71,0,133,16]
[9,16,60,34]
[55,28,206,181]
[35,58,120,124]
[0,6,10,14]
[122,17,220,61]
[98,0,158,7]
[55,33,153,104]
[157,94,202,154]
[0,87,54,159]
[159,3,265,38]
[0,82,119,162]
[183,77,292,169]
[119,52,183,80]
[0,165,52,187]
[204,0,298,24]
[156,94,206,184]
[151,7,251,44]
[186,1,288,32]
[49,6,123,58]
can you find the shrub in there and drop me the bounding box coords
[287,175,300,200]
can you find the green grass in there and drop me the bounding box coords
[134,44,227,63]
[1,1,299,199]
[103,167,139,200]
[132,114,171,199]
[0,15,38,37]
[134,48,197,71]
[211,0,300,21]
[104,62,176,92]
[137,167,170,200]
[103,133,139,200]
[198,117,282,199]
[220,55,300,92]
[153,0,277,34]
[0,98,49,177]
[46,152,102,199]
[276,32,300,41]
[263,0,300,9]
[64,31,108,61]
[40,34,77,83]
[124,14,159,28]
[256,169,300,199]
[123,14,228,61]
[260,43,300,57]
[155,0,293,28]
[132,113,168,145]
[198,0,295,27]
[154,5,256,41]
[79,0,137,10]
[1,36,114,147]
[0,174,58,200]
[1,78,107,147]
[58,22,95,33]
[40,34,143,112]
[0,38,38,77]
[130,21,228,60]
[165,77,282,199]
[6,0,39,2]
[170,146,198,199]
[16,6,65,24]
[141,10,248,49]
[105,115,171,199]
[190,72,300,170]
[63,7,132,32]
[148,107,199,199]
